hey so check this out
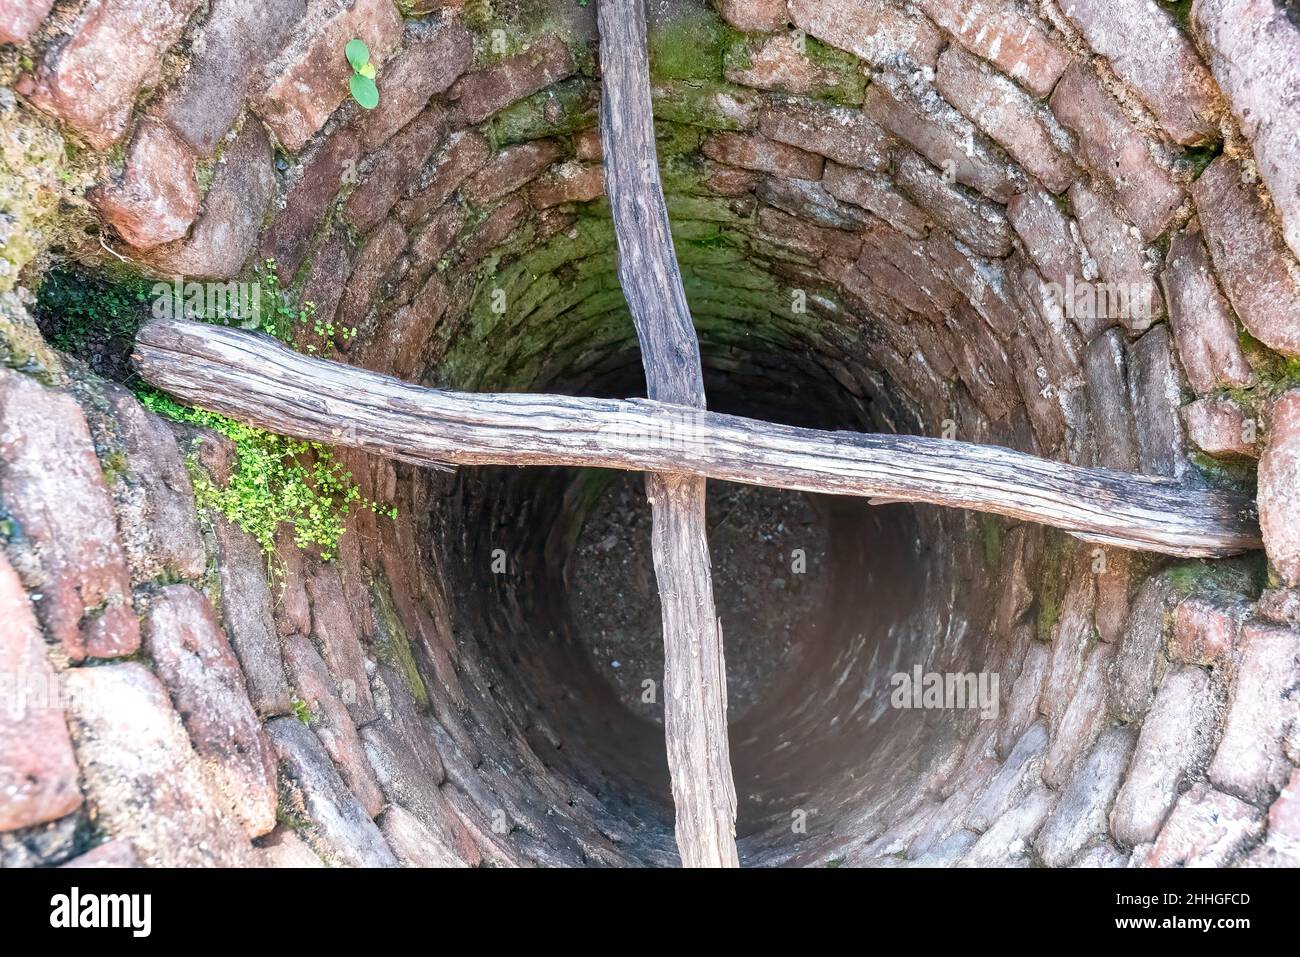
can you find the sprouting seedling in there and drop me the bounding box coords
[346,38,379,110]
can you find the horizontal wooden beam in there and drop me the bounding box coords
[133,318,1262,558]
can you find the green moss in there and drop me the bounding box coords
[651,81,761,131]
[370,576,430,711]
[490,78,599,147]
[1160,0,1195,26]
[1165,556,1264,598]
[1181,139,1223,180]
[979,514,1004,567]
[1035,532,1069,640]
[723,34,866,105]
[647,8,739,84]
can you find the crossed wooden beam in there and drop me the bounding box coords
[131,0,1261,867]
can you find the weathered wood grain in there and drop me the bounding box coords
[598,0,739,868]
[134,317,1262,559]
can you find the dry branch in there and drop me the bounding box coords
[598,0,739,868]
[134,317,1261,561]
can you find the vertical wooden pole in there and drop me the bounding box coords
[596,0,740,867]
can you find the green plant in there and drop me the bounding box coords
[291,696,313,725]
[346,38,380,110]
[137,389,396,572]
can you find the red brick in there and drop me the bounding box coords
[59,841,141,868]
[448,35,576,125]
[391,205,463,307]
[923,233,1019,338]
[916,0,1071,98]
[701,132,824,181]
[1006,183,1103,336]
[1148,783,1263,866]
[529,162,605,209]
[351,19,473,146]
[865,75,1025,203]
[1171,593,1245,665]
[0,369,138,661]
[724,33,853,96]
[90,119,200,250]
[895,151,1013,258]
[251,0,403,152]
[1161,221,1252,393]
[1069,179,1163,332]
[936,46,1077,195]
[1259,390,1300,586]
[0,552,82,832]
[823,163,928,239]
[753,207,863,262]
[261,126,363,280]
[1267,768,1300,842]
[788,0,943,68]
[18,0,203,148]
[714,0,787,32]
[335,218,407,334]
[155,0,306,156]
[1195,0,1300,261]
[1192,157,1300,358]
[457,194,529,265]
[1060,0,1217,145]
[758,102,892,172]
[1209,622,1300,803]
[1050,62,1186,241]
[149,119,275,278]
[344,105,452,233]
[142,585,278,837]
[704,163,758,198]
[0,0,53,45]
[462,139,566,207]
[395,131,492,226]
[574,128,603,161]
[1181,395,1260,459]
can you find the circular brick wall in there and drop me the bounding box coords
[1,0,1299,868]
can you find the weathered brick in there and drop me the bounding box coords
[895,151,1013,258]
[64,663,252,866]
[757,176,870,231]
[936,46,1077,195]
[1196,0,1300,262]
[395,131,491,226]
[1036,726,1134,867]
[1110,574,1176,720]
[1209,622,1300,803]
[752,207,862,262]
[305,561,378,725]
[713,0,787,32]
[0,0,53,45]
[1192,157,1300,357]
[90,119,200,251]
[1161,221,1252,393]
[393,205,463,306]
[448,35,576,125]
[963,785,1056,867]
[155,0,306,156]
[1094,548,1137,644]
[1259,390,1300,585]
[530,162,605,209]
[967,721,1048,832]
[1110,665,1218,845]
[1171,594,1247,666]
[462,139,566,208]
[210,515,292,715]
[298,227,354,329]
[335,218,407,332]
[701,132,824,181]
[758,102,892,172]
[351,19,473,146]
[261,126,363,280]
[1043,642,1115,787]
[923,234,1019,338]
[142,585,278,838]
[916,0,1071,98]
[856,223,955,315]
[866,74,1025,203]
[1007,183,1100,335]
[1148,783,1264,866]
[251,0,403,152]
[788,0,944,68]
[149,119,275,278]
[1126,324,1186,478]
[1084,329,1140,471]
[344,105,452,233]
[0,369,138,661]
[457,193,529,266]
[1181,395,1259,459]
[268,716,397,867]
[723,33,861,98]
[0,552,82,832]
[18,0,204,148]
[59,840,141,868]
[1060,0,1217,145]
[1069,179,1163,332]
[1050,62,1186,241]
[823,163,928,239]
[282,633,385,818]
[379,804,467,868]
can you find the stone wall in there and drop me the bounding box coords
[1,0,1299,867]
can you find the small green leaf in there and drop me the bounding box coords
[358,61,376,79]
[345,38,370,71]
[349,73,379,109]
